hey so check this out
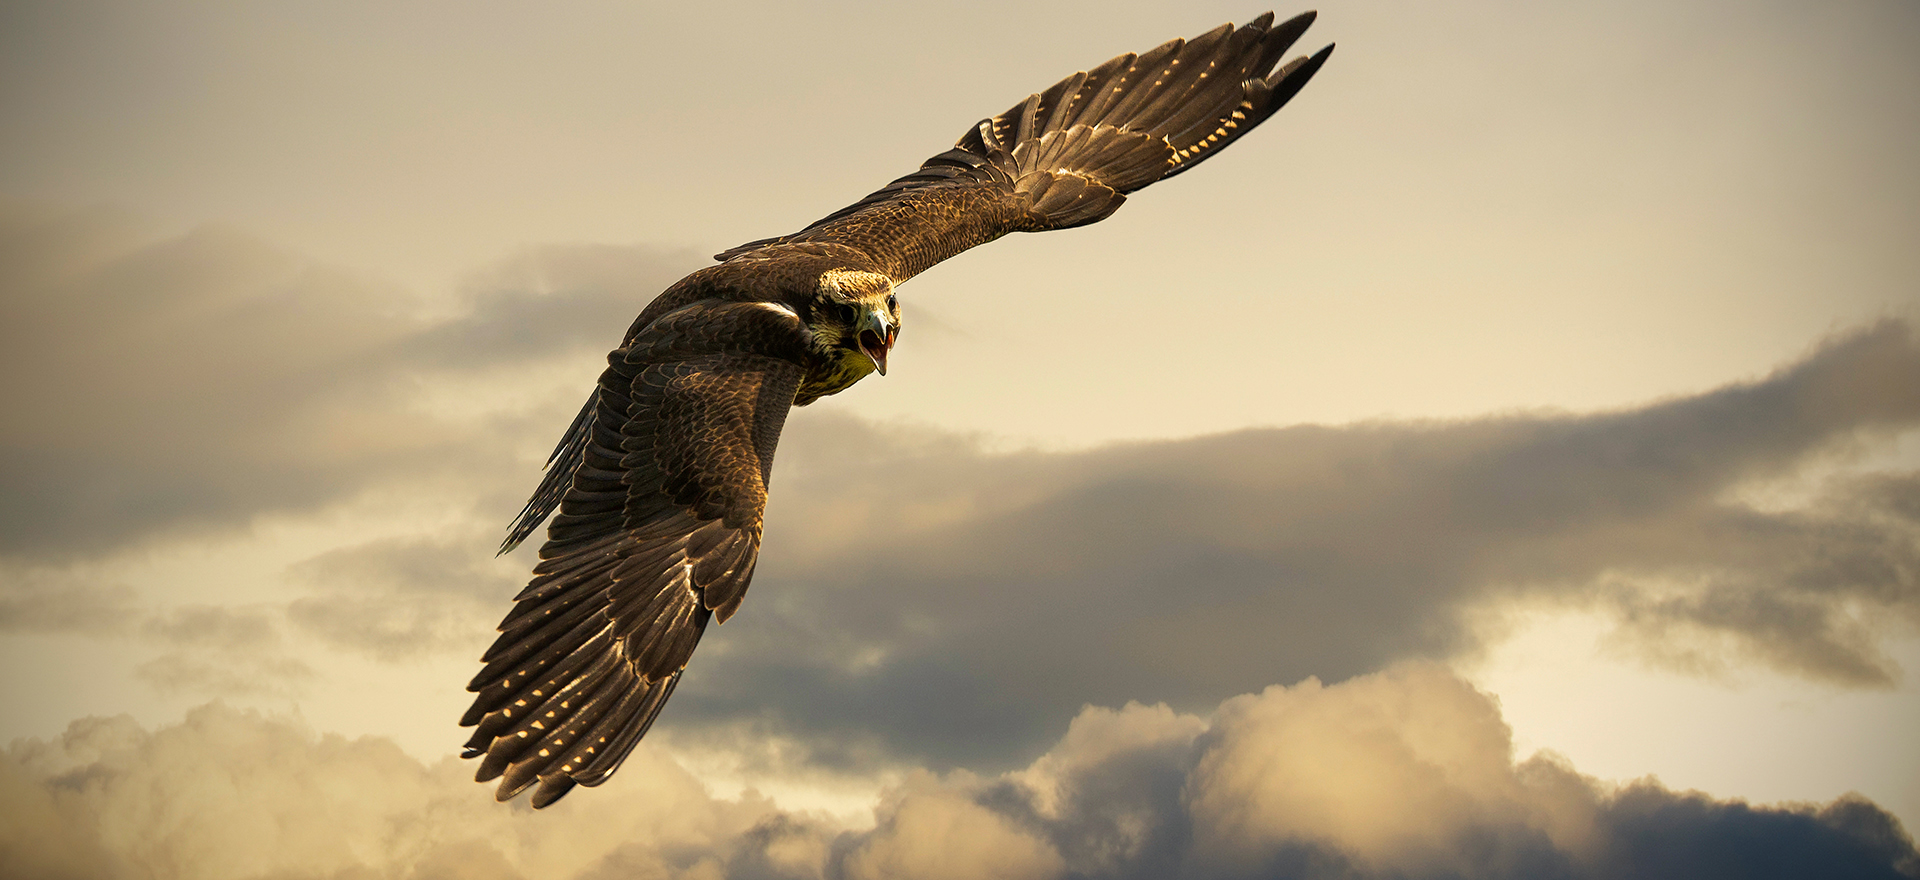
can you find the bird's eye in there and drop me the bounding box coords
[886,293,897,312]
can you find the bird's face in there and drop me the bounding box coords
[811,269,900,377]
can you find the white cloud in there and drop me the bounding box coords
[1,703,811,880]
[1186,665,1594,875]
[842,775,1066,880]
[7,668,1910,880]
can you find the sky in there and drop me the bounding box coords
[2,1,1918,878]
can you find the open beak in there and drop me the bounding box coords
[857,309,896,375]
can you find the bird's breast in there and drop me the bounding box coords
[793,348,876,406]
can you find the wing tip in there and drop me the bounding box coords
[530,776,578,809]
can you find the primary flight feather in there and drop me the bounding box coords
[462,10,1333,808]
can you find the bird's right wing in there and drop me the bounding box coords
[462,299,808,808]
[714,11,1332,283]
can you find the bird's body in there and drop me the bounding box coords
[462,10,1333,807]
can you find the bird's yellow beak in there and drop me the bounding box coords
[857,308,896,375]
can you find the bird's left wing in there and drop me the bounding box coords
[715,11,1332,283]
[461,299,806,808]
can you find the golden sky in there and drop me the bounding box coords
[3,1,1917,877]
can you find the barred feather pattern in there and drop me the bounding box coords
[467,10,1332,809]
[463,301,805,807]
[714,10,1332,282]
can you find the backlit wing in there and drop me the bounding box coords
[715,11,1332,283]
[460,300,807,808]
[463,10,1334,810]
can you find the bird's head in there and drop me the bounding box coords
[810,268,900,376]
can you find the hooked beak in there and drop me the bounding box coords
[856,308,896,375]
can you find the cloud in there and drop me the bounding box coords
[0,204,701,561]
[670,322,1920,769]
[285,536,523,661]
[0,703,813,880]
[406,243,703,371]
[840,778,1066,880]
[0,567,137,636]
[841,664,1917,880]
[132,651,315,700]
[0,210,430,559]
[7,202,1914,812]
[0,566,314,698]
[134,605,315,698]
[1185,667,1547,873]
[4,667,1910,880]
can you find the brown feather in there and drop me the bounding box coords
[709,12,1329,282]
[464,11,1332,808]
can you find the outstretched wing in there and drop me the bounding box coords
[715,11,1333,283]
[461,300,807,808]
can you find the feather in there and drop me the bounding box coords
[466,11,1331,809]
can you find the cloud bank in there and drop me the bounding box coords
[0,204,702,561]
[4,665,1911,880]
[675,320,1920,768]
[2,206,1914,874]
[4,207,1914,785]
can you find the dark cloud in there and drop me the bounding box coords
[826,665,1917,880]
[407,243,704,370]
[4,669,1910,880]
[0,204,700,561]
[1593,785,1919,880]
[1,209,426,558]
[667,322,1920,769]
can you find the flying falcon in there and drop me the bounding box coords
[462,10,1333,807]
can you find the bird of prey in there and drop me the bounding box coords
[461,10,1333,808]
